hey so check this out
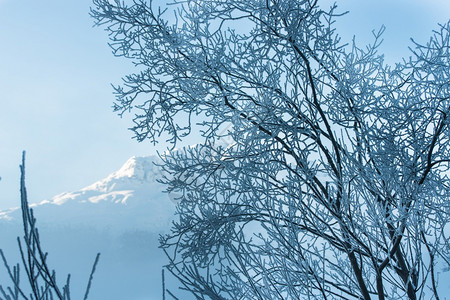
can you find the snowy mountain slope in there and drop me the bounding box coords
[0,156,187,300]
[0,156,175,232]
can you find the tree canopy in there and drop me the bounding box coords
[92,1,450,299]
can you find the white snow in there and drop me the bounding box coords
[0,156,175,233]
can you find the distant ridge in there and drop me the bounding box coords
[0,155,175,233]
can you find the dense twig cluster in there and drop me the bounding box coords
[92,1,450,299]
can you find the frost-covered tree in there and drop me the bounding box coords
[91,1,450,299]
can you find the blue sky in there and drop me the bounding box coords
[0,0,449,210]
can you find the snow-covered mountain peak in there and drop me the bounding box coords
[111,156,161,182]
[78,155,162,195]
[0,155,175,233]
